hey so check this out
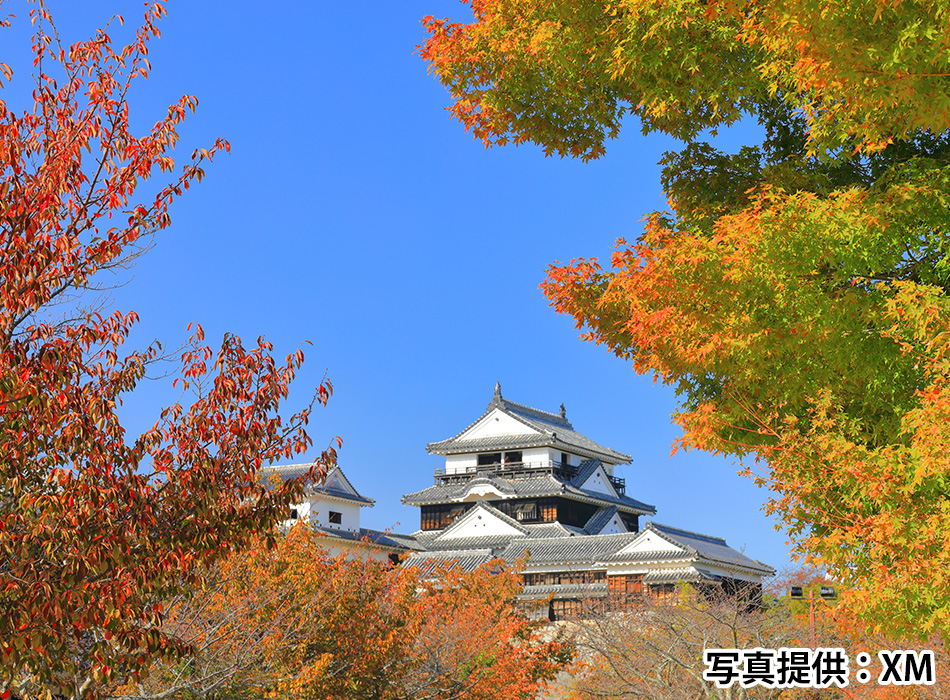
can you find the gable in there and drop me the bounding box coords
[617,530,686,556]
[459,482,508,501]
[461,408,541,440]
[599,513,628,535]
[436,505,525,540]
[577,464,619,498]
[323,468,358,497]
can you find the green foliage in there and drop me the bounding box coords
[422,0,950,158]
[422,0,950,639]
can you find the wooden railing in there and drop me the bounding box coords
[434,460,626,496]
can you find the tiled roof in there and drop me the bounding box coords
[521,582,609,599]
[500,532,641,566]
[645,522,774,575]
[427,434,556,454]
[407,529,441,545]
[379,531,422,550]
[570,459,602,488]
[262,463,375,505]
[598,549,692,563]
[433,501,529,538]
[404,509,771,586]
[643,568,721,584]
[524,522,587,538]
[401,549,497,574]
[426,385,632,464]
[315,466,375,505]
[463,475,518,495]
[260,462,321,491]
[420,535,516,554]
[583,506,621,535]
[597,522,774,575]
[408,511,588,556]
[310,525,414,551]
[264,462,316,481]
[409,529,633,573]
[401,473,655,515]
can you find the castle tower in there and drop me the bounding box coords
[403,382,656,533]
[401,386,774,619]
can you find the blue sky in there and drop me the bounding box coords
[7,1,794,572]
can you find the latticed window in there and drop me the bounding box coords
[608,574,643,596]
[514,503,537,521]
[550,599,581,621]
[420,504,471,530]
[524,570,606,586]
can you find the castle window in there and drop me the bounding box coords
[289,508,298,520]
[650,583,676,604]
[328,511,342,525]
[514,503,537,521]
[550,599,580,621]
[504,450,522,466]
[477,453,502,467]
[561,452,569,466]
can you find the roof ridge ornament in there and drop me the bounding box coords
[487,381,505,410]
[559,403,567,420]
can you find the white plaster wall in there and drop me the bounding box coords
[461,483,507,500]
[606,563,764,584]
[446,453,477,474]
[523,447,552,466]
[604,563,651,576]
[464,409,537,439]
[439,508,522,539]
[523,563,593,575]
[313,500,361,533]
[699,565,763,583]
[319,539,402,563]
[533,448,576,466]
[295,499,313,520]
[619,531,683,555]
[599,514,627,535]
[581,467,617,496]
[282,497,314,527]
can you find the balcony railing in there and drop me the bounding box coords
[434,459,625,496]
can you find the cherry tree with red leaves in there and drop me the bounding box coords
[0,3,334,697]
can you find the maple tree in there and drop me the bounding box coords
[420,0,950,159]
[112,526,572,700]
[773,571,947,700]
[420,0,950,638]
[0,3,333,697]
[396,558,571,700]
[540,165,950,638]
[110,526,412,700]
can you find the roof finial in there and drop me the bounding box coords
[494,381,502,398]
[559,403,567,419]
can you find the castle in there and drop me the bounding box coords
[274,383,773,619]
[399,384,773,618]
